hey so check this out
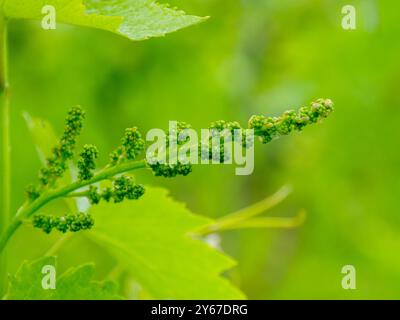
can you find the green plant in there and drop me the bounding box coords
[0,1,334,299]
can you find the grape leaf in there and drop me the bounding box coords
[3,0,206,40]
[88,187,245,299]
[5,256,121,299]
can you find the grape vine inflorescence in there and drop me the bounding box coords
[26,98,333,234]
[86,176,146,205]
[248,98,334,143]
[39,106,85,186]
[109,127,145,165]
[32,213,94,234]
[78,144,98,181]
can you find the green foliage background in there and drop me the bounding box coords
[4,0,400,298]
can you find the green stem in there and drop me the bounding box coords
[195,185,292,235]
[0,159,148,253]
[0,16,10,296]
[200,210,306,235]
[66,191,90,198]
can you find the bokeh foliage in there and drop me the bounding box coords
[4,0,400,298]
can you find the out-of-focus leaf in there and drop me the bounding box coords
[89,186,245,299]
[23,112,58,165]
[5,256,121,300]
[3,0,207,41]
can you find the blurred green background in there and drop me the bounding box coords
[5,0,400,298]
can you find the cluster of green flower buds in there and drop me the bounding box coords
[147,121,194,177]
[248,98,334,144]
[110,127,145,165]
[168,121,192,146]
[209,120,243,135]
[39,106,85,186]
[113,175,145,202]
[32,212,94,234]
[148,161,192,178]
[26,100,333,237]
[147,99,334,172]
[86,175,145,204]
[202,120,252,163]
[78,144,98,181]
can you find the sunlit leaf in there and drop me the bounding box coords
[89,187,245,299]
[3,0,207,40]
[6,256,121,300]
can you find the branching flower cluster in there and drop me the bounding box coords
[22,99,333,235]
[109,127,145,165]
[249,98,334,143]
[148,161,193,178]
[147,121,194,177]
[87,176,145,205]
[40,106,85,186]
[32,213,94,234]
[148,98,334,176]
[27,107,149,234]
[78,144,98,181]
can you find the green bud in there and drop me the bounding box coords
[78,144,99,181]
[32,212,94,234]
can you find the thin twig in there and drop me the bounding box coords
[195,185,292,235]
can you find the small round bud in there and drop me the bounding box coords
[122,127,145,160]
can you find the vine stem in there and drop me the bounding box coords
[194,185,292,236]
[0,159,147,253]
[0,15,10,296]
[196,210,306,236]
